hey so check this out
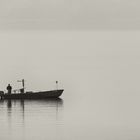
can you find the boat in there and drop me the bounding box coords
[1,89,63,99]
[0,79,64,99]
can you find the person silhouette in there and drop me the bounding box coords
[7,84,12,94]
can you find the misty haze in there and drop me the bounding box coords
[0,0,140,140]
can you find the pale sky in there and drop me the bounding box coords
[0,1,140,91]
[0,30,140,92]
[0,0,140,29]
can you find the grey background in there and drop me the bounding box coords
[0,1,140,140]
[0,0,140,30]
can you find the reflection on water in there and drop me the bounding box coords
[0,99,63,140]
[6,99,63,118]
[4,98,63,121]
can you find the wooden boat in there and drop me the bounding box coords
[0,79,64,99]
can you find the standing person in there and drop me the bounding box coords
[7,84,12,94]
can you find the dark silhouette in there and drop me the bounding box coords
[20,88,24,94]
[7,84,12,94]
[0,80,64,99]
[0,91,4,99]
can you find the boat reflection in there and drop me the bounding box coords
[0,98,63,124]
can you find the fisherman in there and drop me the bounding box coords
[7,84,12,94]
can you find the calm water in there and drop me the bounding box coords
[1,80,140,140]
[0,31,140,140]
[0,99,63,140]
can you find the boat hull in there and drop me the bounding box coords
[1,89,64,99]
